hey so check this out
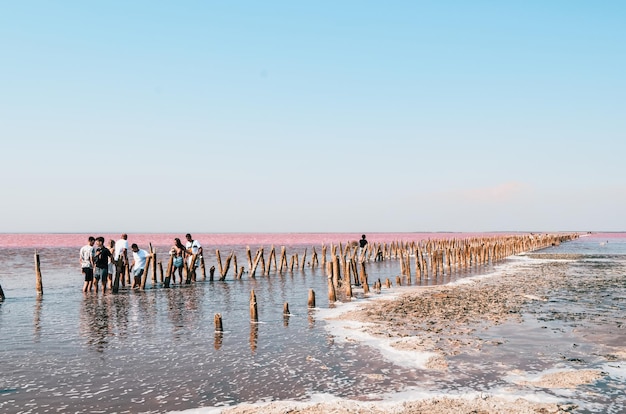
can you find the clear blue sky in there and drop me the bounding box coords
[1,1,624,233]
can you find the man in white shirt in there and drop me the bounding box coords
[130,243,149,288]
[79,236,95,292]
[185,233,203,267]
[114,233,129,264]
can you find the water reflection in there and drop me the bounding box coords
[214,332,223,350]
[79,296,111,353]
[250,322,258,353]
[33,297,42,341]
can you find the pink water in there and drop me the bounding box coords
[0,232,518,248]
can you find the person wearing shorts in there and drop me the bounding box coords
[170,237,186,283]
[80,236,96,292]
[93,237,112,293]
[130,243,149,289]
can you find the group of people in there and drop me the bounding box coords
[79,233,203,292]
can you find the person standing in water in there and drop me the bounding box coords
[358,234,369,262]
[130,243,149,289]
[185,233,203,267]
[79,236,96,292]
[170,238,186,284]
[93,237,112,293]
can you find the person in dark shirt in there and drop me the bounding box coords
[93,237,112,293]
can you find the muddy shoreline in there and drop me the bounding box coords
[214,253,625,414]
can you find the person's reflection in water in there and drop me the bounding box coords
[79,296,111,353]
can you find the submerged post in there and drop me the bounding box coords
[0,283,5,301]
[250,290,258,322]
[308,289,316,308]
[214,313,223,332]
[35,250,43,296]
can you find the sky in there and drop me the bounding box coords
[1,1,625,233]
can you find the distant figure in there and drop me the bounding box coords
[185,233,203,268]
[170,238,186,283]
[359,234,368,259]
[79,236,96,292]
[130,243,149,289]
[359,234,368,249]
[93,237,112,293]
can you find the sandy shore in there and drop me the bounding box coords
[205,255,621,414]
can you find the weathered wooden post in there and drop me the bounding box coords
[200,255,206,280]
[214,313,223,332]
[151,252,158,284]
[311,247,318,268]
[344,269,352,299]
[140,255,153,290]
[308,289,316,308]
[0,283,5,301]
[216,249,224,277]
[283,302,290,315]
[164,254,173,287]
[35,250,43,296]
[268,245,277,273]
[301,248,307,270]
[220,252,233,281]
[250,249,263,278]
[328,276,337,303]
[385,278,391,288]
[250,289,258,322]
[246,246,253,273]
[209,265,216,281]
[158,261,164,283]
[214,313,224,350]
[332,255,341,288]
[395,275,402,286]
[185,254,198,284]
[278,246,287,273]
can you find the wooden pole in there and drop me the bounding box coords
[279,246,287,273]
[158,261,164,284]
[214,313,223,332]
[308,289,316,308]
[186,254,198,284]
[250,289,258,322]
[151,252,158,284]
[140,255,152,289]
[165,254,173,287]
[216,249,224,276]
[200,255,206,280]
[283,302,290,315]
[332,255,341,288]
[35,250,43,296]
[301,248,307,270]
[327,275,337,303]
[0,283,5,301]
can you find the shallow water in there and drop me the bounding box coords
[1,233,624,413]
[0,233,498,413]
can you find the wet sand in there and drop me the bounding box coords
[211,254,625,414]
